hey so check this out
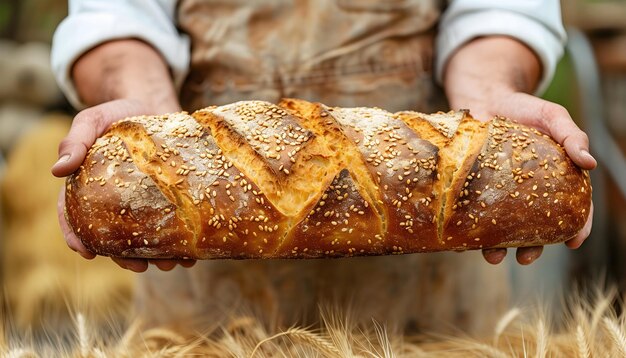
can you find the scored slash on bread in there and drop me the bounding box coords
[65,99,592,259]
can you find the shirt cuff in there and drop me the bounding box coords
[51,12,190,109]
[435,9,566,96]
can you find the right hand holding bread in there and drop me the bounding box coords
[52,99,196,272]
[60,99,592,262]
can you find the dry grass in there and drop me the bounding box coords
[1,287,625,357]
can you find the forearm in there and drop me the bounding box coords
[443,36,541,118]
[73,39,181,113]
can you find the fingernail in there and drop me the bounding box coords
[580,150,596,163]
[520,255,533,265]
[53,154,71,167]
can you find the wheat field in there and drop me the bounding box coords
[1,285,624,358]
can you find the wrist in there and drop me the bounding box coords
[446,81,515,114]
[126,91,181,114]
[443,36,541,110]
[73,39,180,113]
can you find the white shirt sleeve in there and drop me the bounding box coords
[436,0,567,95]
[51,0,190,109]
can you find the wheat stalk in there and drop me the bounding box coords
[6,347,39,358]
[217,329,251,357]
[535,319,547,358]
[320,307,358,357]
[76,313,91,358]
[575,325,590,358]
[372,321,395,358]
[89,347,107,358]
[590,295,612,335]
[249,327,341,357]
[494,307,521,346]
[603,317,626,356]
[141,328,187,346]
[113,319,142,357]
[0,306,6,356]
[358,320,397,358]
[396,344,426,357]
[467,342,510,358]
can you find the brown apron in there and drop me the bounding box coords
[135,0,509,335]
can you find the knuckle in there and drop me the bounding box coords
[57,134,87,161]
[57,136,74,153]
[75,106,105,127]
[541,102,568,120]
[66,239,80,252]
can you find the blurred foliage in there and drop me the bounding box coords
[0,0,67,43]
[0,3,8,25]
[542,53,581,124]
[0,1,14,37]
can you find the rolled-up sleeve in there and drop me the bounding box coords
[51,0,190,109]
[436,0,567,95]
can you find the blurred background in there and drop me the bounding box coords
[0,0,625,340]
[0,0,134,336]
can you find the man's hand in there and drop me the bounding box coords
[52,40,196,272]
[464,92,595,265]
[443,36,596,265]
[52,99,196,272]
[51,99,149,177]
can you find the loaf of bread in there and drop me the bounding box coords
[65,99,591,259]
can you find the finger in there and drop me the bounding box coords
[515,246,544,265]
[150,259,197,271]
[150,260,178,271]
[492,93,597,170]
[51,107,106,177]
[566,202,594,249]
[51,99,147,177]
[527,96,596,170]
[540,104,597,170]
[111,257,149,272]
[57,188,96,259]
[179,260,197,268]
[482,248,507,264]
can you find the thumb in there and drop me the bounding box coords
[51,99,148,177]
[493,93,597,171]
[51,110,99,177]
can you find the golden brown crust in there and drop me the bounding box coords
[441,117,591,250]
[65,99,592,259]
[65,119,194,259]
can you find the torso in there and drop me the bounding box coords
[177,0,445,111]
